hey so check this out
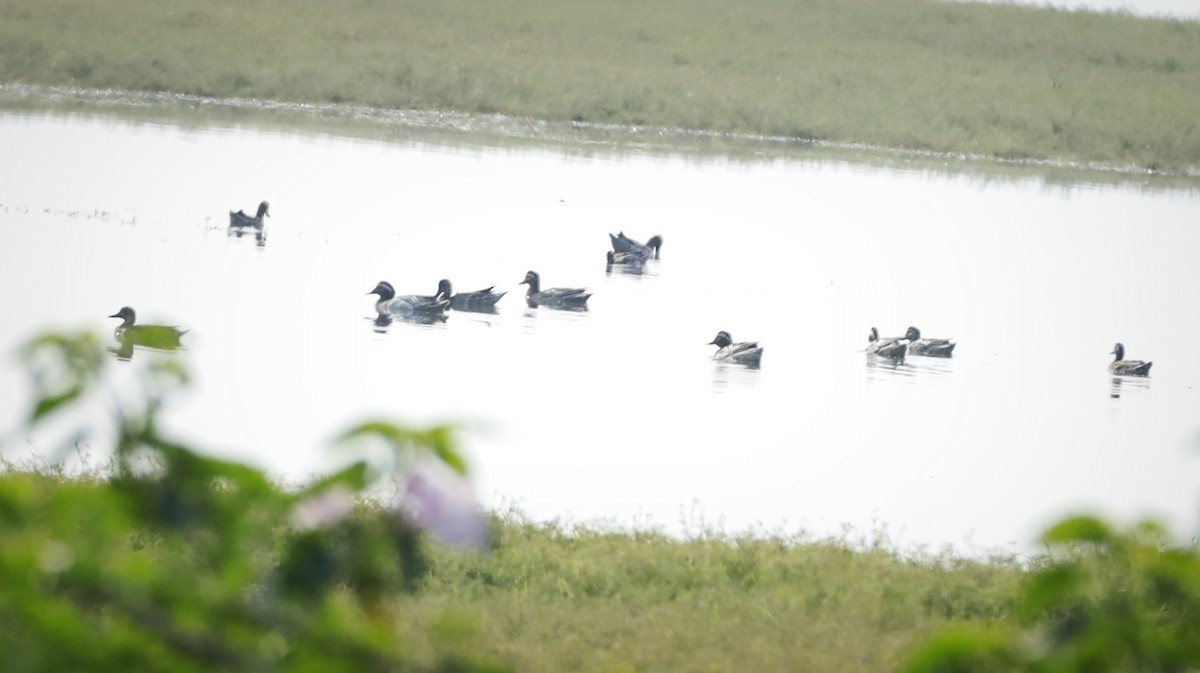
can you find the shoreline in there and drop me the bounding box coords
[4,83,1198,193]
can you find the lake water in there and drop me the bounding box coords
[1,102,1198,556]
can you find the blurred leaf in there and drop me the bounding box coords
[1041,516,1113,546]
[148,358,190,386]
[904,625,1016,673]
[336,421,468,475]
[30,385,82,422]
[280,531,339,600]
[297,462,370,499]
[1130,518,1169,542]
[1147,550,1200,603]
[1018,565,1083,618]
[336,420,412,446]
[3,328,500,672]
[122,325,186,351]
[426,426,467,475]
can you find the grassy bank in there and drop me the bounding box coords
[1,0,1199,172]
[403,515,1022,673]
[3,459,1024,673]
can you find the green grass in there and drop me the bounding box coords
[1,456,1026,673]
[1,0,1199,172]
[400,513,1023,673]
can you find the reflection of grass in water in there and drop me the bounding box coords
[1,0,1199,171]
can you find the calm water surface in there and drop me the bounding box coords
[1,109,1198,555]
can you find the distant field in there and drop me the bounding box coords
[1,0,1198,171]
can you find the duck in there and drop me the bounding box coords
[107,306,187,350]
[229,200,270,229]
[608,232,663,261]
[1109,343,1152,377]
[866,327,906,363]
[904,326,956,357]
[520,271,591,310]
[434,279,506,313]
[605,250,647,274]
[368,281,450,317]
[708,331,764,368]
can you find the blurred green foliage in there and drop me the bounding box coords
[905,515,1200,673]
[1,329,501,672]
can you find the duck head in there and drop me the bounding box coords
[1111,342,1125,360]
[368,281,396,301]
[708,331,733,348]
[905,326,922,341]
[436,279,453,301]
[256,201,271,219]
[519,271,540,294]
[869,327,880,342]
[108,306,136,327]
[646,235,663,259]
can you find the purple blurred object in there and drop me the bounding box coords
[399,467,488,550]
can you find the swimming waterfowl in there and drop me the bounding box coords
[1109,343,1152,377]
[229,201,270,229]
[520,271,591,310]
[608,232,663,261]
[904,326,956,357]
[107,306,187,350]
[866,327,906,363]
[434,279,506,312]
[708,331,764,368]
[369,281,450,317]
[605,250,647,274]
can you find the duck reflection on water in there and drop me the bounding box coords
[605,250,647,276]
[228,227,268,247]
[370,311,446,332]
[1109,374,1151,400]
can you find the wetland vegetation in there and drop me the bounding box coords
[2,0,1199,172]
